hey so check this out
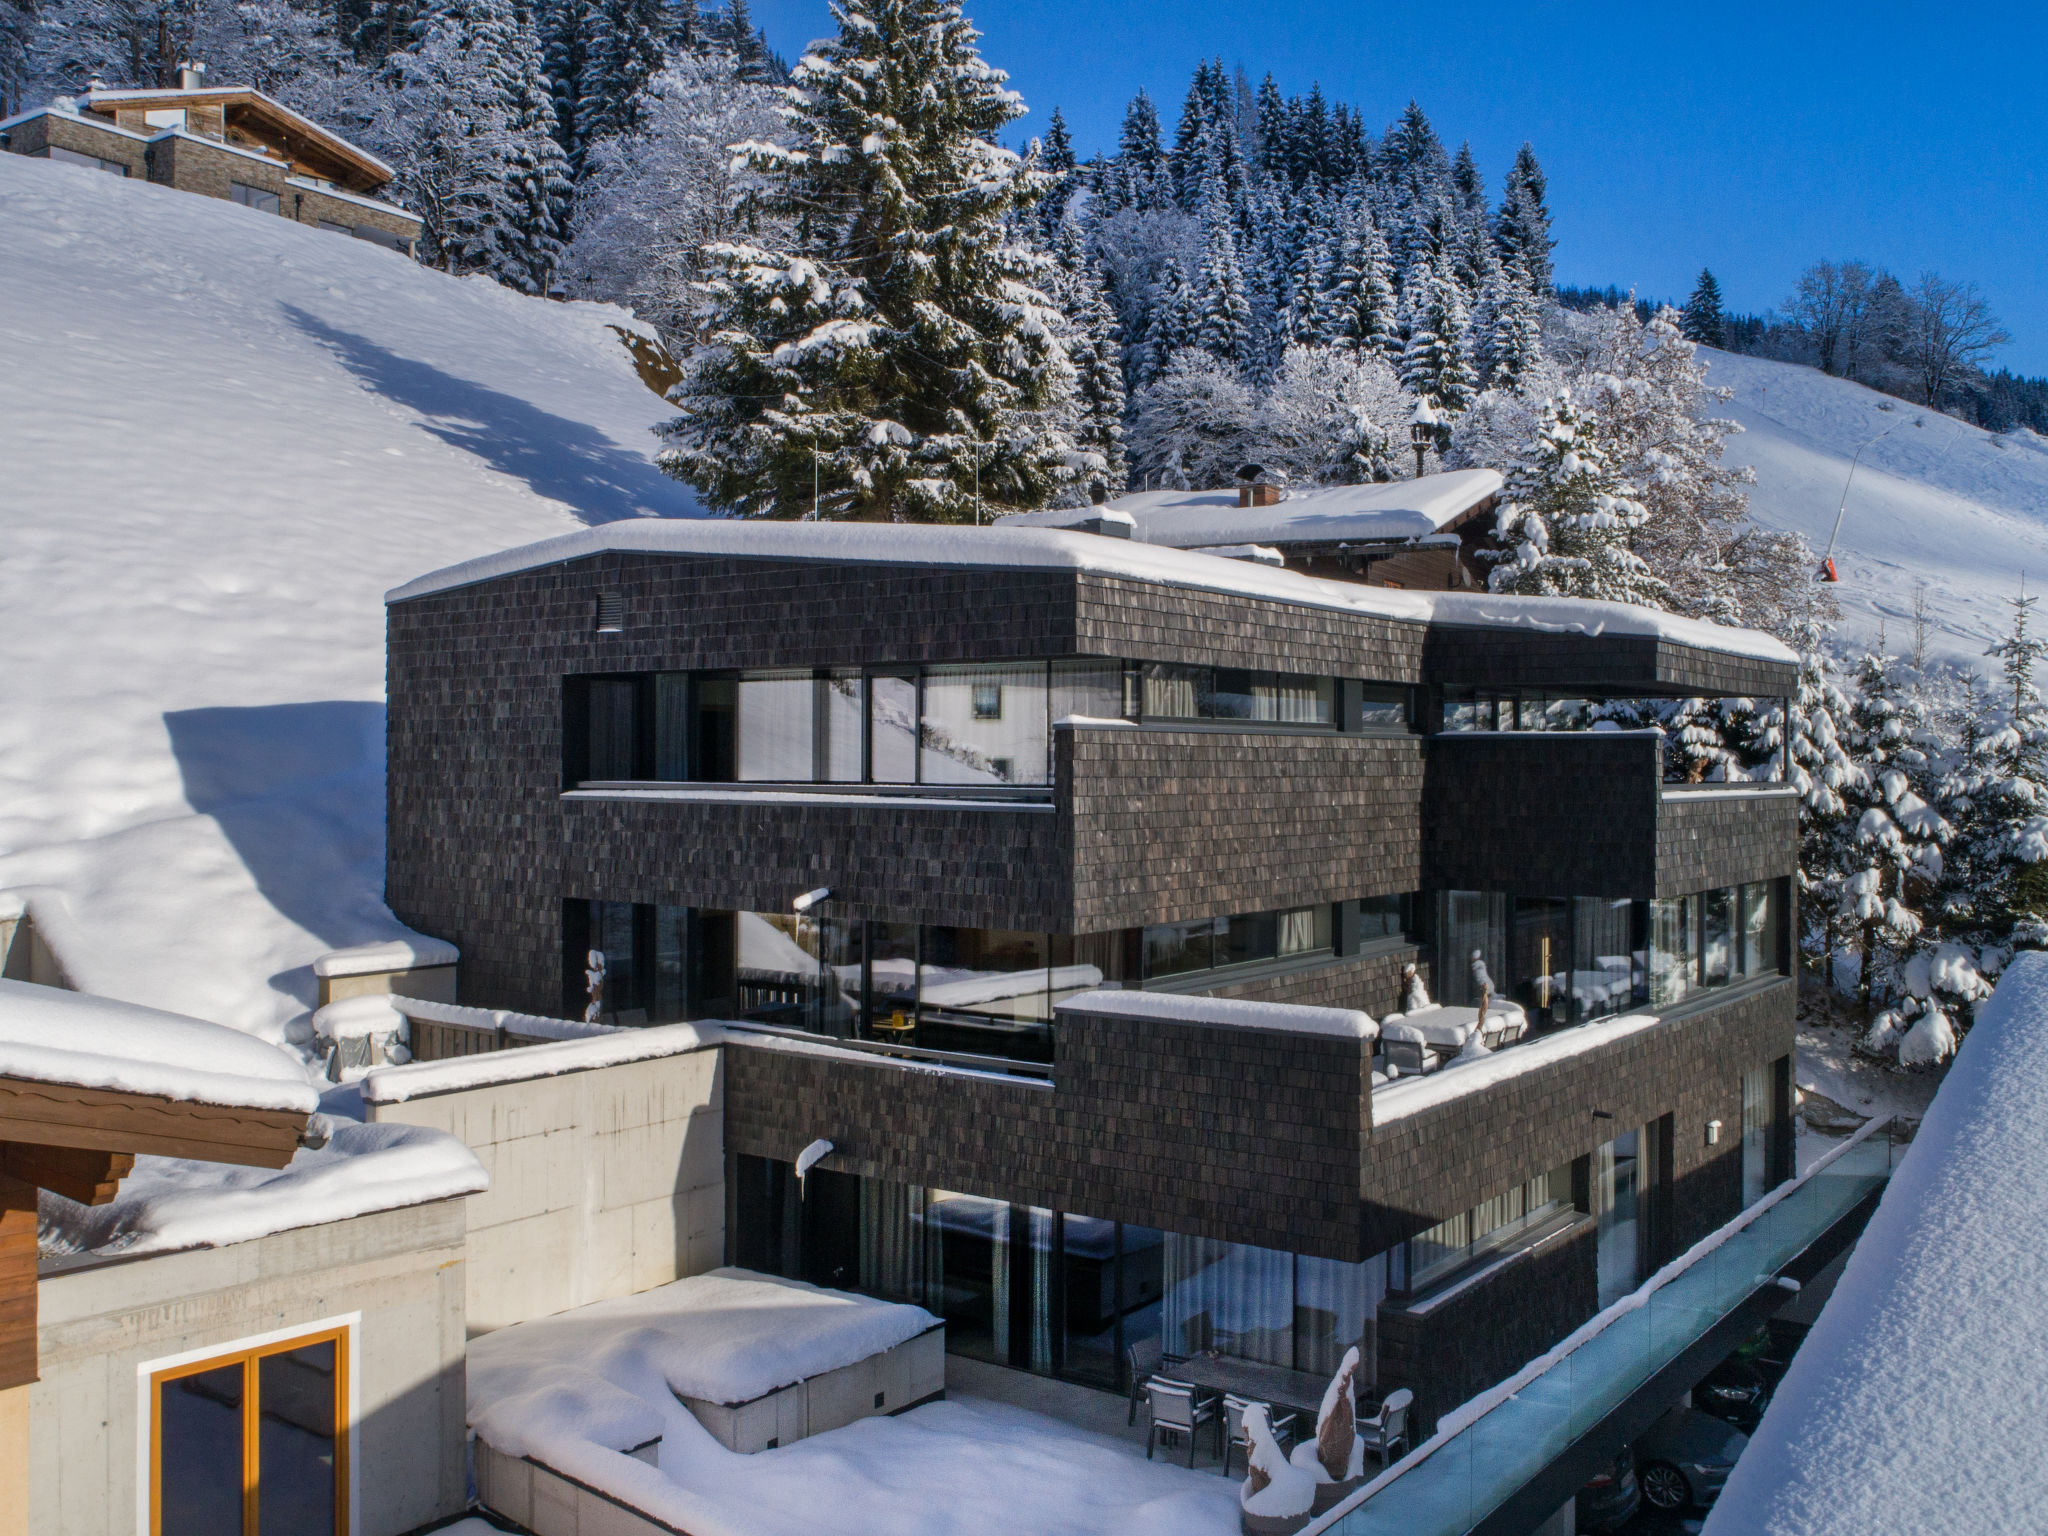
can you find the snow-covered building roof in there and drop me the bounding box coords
[0,978,319,1114]
[994,469,1503,550]
[385,519,1796,665]
[39,1116,487,1261]
[1702,951,2048,1536]
[78,83,396,188]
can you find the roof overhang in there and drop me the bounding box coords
[83,85,394,189]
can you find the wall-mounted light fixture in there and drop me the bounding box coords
[1706,1119,1724,1146]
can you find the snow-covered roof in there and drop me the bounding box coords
[995,469,1503,548]
[313,935,459,979]
[386,520,1797,665]
[81,84,396,183]
[1702,952,2048,1536]
[1057,988,1376,1040]
[39,1116,486,1261]
[0,979,318,1114]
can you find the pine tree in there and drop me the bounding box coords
[1321,213,1400,362]
[1481,253,1544,389]
[1965,589,2048,944]
[1493,141,1553,295]
[1835,651,1955,1059]
[576,0,665,146]
[1487,391,1668,606]
[1134,256,1192,386]
[1190,198,1253,370]
[538,0,590,163]
[657,0,1077,520]
[1398,257,1477,410]
[1049,238,1130,495]
[1680,268,1725,348]
[1040,107,1075,174]
[1115,88,1167,208]
[385,0,569,293]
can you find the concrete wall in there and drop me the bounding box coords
[31,1198,469,1536]
[0,1381,25,1536]
[367,1045,725,1333]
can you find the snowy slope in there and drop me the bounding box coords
[0,152,699,1045]
[1704,348,2048,667]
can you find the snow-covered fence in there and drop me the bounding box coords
[388,994,622,1062]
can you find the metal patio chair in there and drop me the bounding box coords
[1144,1379,1216,1467]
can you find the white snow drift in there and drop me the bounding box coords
[0,151,699,1045]
[1704,951,2048,1536]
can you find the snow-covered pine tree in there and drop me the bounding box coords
[1960,589,2048,949]
[1398,256,1477,411]
[574,0,665,147]
[1131,256,1193,387]
[1481,253,1544,389]
[1113,87,1168,210]
[539,0,590,163]
[1320,213,1401,363]
[1681,268,1725,348]
[1190,193,1253,370]
[1835,651,1956,1061]
[1048,228,1129,495]
[657,0,1076,520]
[382,0,569,293]
[1493,142,1553,295]
[1773,621,1857,972]
[1486,390,1668,606]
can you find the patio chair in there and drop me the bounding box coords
[1360,1387,1413,1466]
[1144,1379,1216,1468]
[1125,1337,1164,1425]
[1219,1393,1298,1477]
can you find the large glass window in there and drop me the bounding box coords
[1701,887,1736,988]
[1357,685,1411,731]
[1511,897,1571,1030]
[1742,1065,1777,1205]
[1141,904,1331,982]
[1594,1129,1643,1308]
[586,678,640,780]
[1572,897,1643,1021]
[1439,891,1508,1007]
[152,1327,348,1536]
[1140,664,1334,725]
[1359,892,1415,943]
[1397,1163,1572,1293]
[868,672,919,782]
[1739,881,1782,977]
[920,663,1049,785]
[736,671,816,781]
[1647,896,1698,1008]
[1050,659,1125,725]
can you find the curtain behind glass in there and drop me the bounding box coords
[1702,888,1735,986]
[736,672,815,780]
[1740,882,1781,976]
[822,671,864,782]
[1164,1235,1294,1366]
[1440,892,1507,1006]
[1024,1207,1056,1374]
[1648,897,1697,1007]
[1594,1130,1642,1308]
[1573,897,1639,1020]
[1294,1254,1385,1379]
[860,1180,942,1307]
[1051,659,1126,724]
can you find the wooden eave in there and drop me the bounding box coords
[84,87,391,193]
[0,1075,306,1169]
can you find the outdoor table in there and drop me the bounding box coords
[1161,1351,1330,1426]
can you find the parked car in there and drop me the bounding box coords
[1634,1406,1750,1511]
[1693,1351,1771,1433]
[1575,1447,1639,1532]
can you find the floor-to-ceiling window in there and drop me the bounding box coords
[1592,1123,1666,1308]
[735,1156,1381,1391]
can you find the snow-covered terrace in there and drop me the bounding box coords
[468,1268,1239,1536]
[386,520,1796,665]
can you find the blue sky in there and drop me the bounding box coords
[750,0,2048,373]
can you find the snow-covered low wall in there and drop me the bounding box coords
[363,1025,725,1332]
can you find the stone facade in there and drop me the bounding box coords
[722,977,1794,1265]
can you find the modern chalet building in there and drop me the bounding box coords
[0,65,421,252]
[383,520,1800,1434]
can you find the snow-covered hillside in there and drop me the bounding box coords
[0,152,699,1047]
[1704,348,2048,667]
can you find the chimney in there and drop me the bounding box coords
[1233,462,1285,508]
[178,60,207,90]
